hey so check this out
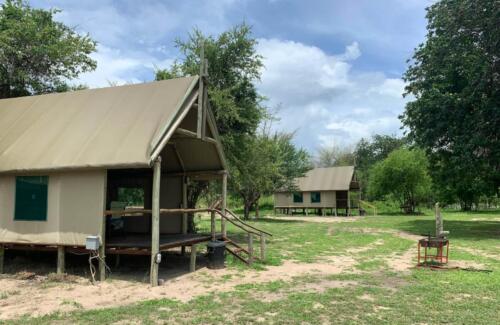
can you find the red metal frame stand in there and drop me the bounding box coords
[417,238,449,266]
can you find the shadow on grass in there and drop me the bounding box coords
[252,217,303,224]
[398,219,500,240]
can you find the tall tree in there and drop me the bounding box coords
[368,148,432,214]
[156,24,264,156]
[232,131,311,219]
[155,24,267,220]
[0,0,96,98]
[354,135,407,198]
[401,0,499,210]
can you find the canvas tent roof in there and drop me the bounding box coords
[292,166,355,192]
[0,76,225,174]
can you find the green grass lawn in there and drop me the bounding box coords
[5,210,500,324]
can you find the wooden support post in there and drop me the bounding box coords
[347,191,351,216]
[260,234,266,261]
[99,170,108,281]
[150,157,162,287]
[221,172,227,238]
[197,46,205,138]
[248,234,254,265]
[57,246,65,275]
[0,245,4,274]
[99,217,106,281]
[190,244,197,272]
[211,210,216,242]
[181,176,188,255]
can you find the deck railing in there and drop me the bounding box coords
[103,206,271,265]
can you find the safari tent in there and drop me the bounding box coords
[274,166,360,216]
[0,75,268,286]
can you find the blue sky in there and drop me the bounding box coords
[31,0,432,153]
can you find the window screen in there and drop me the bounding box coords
[293,192,303,203]
[15,176,48,221]
[311,192,321,203]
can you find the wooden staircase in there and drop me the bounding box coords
[223,238,254,264]
[212,205,272,265]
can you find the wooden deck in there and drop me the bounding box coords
[105,233,223,255]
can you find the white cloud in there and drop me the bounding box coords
[257,39,352,105]
[256,38,409,150]
[76,45,175,87]
[38,0,416,152]
[369,78,406,98]
[337,41,361,61]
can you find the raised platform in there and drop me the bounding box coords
[105,233,223,255]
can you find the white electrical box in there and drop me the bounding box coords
[86,236,100,250]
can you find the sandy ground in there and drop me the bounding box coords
[0,255,358,320]
[0,227,488,320]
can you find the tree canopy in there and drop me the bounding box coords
[401,0,499,210]
[368,148,432,214]
[232,131,311,219]
[354,135,407,198]
[156,24,265,161]
[156,24,310,218]
[0,0,96,98]
[315,145,355,168]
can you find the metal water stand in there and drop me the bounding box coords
[417,203,450,267]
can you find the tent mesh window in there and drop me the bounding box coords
[14,176,48,221]
[293,192,303,203]
[311,192,321,203]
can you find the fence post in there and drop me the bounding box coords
[260,234,266,261]
[211,210,216,241]
[248,234,254,265]
[221,172,227,237]
[190,244,197,272]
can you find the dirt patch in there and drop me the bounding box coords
[266,215,361,223]
[344,228,424,241]
[447,260,487,270]
[0,256,358,320]
[359,293,375,302]
[386,248,416,272]
[302,279,358,293]
[471,217,500,222]
[253,278,358,302]
[348,239,385,254]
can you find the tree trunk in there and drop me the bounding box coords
[243,201,251,220]
[187,181,209,233]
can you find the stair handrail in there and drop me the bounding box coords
[359,200,377,216]
[213,209,261,236]
[223,208,273,237]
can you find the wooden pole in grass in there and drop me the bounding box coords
[99,171,107,281]
[211,210,216,242]
[150,156,162,287]
[221,172,227,238]
[190,244,197,272]
[260,234,266,261]
[248,234,254,265]
[57,246,65,274]
[181,176,188,255]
